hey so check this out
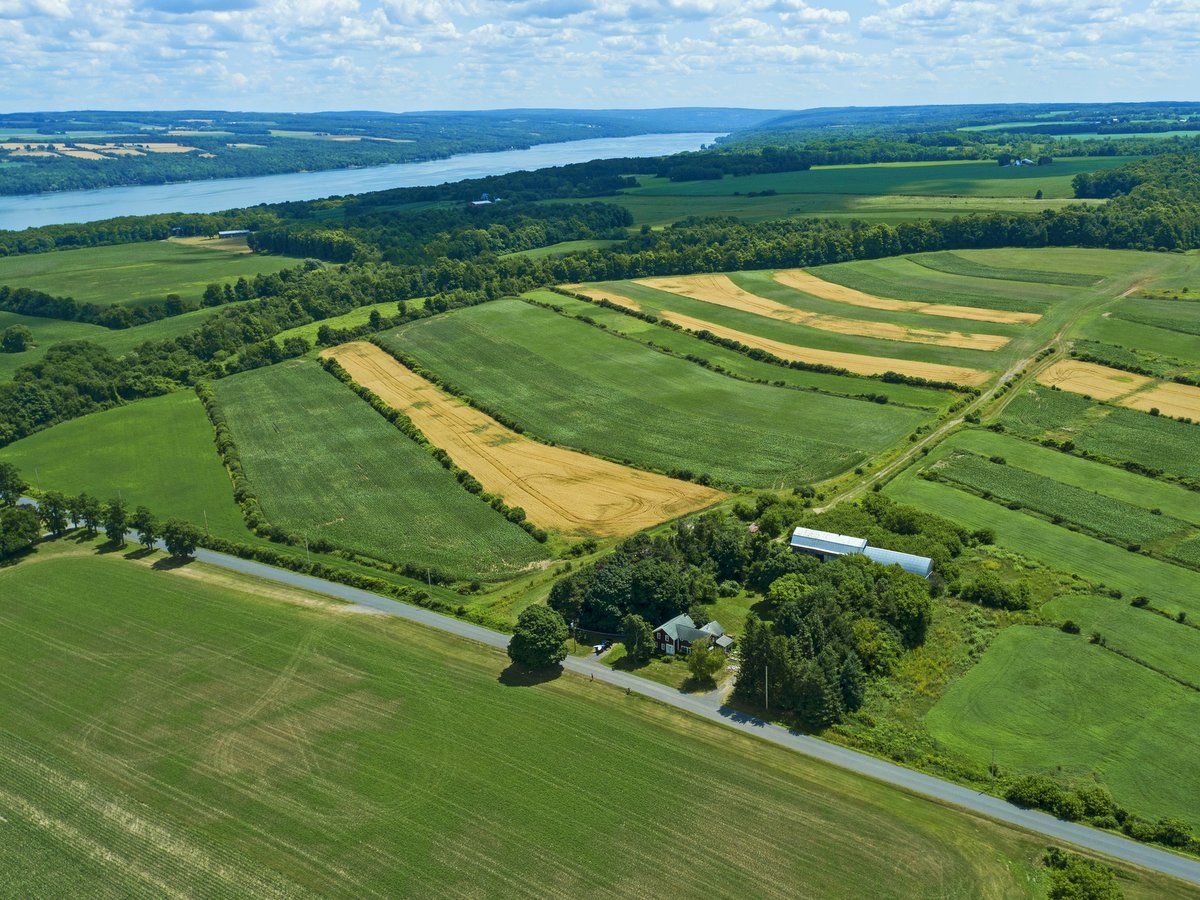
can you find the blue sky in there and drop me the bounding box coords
[0,0,1195,111]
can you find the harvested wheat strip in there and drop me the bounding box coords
[322,342,724,537]
[773,269,1042,325]
[635,273,1009,350]
[1036,360,1153,401]
[1119,381,1200,420]
[657,309,990,386]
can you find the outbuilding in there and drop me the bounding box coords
[789,526,934,578]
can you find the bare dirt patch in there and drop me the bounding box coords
[322,342,725,537]
[658,309,990,386]
[1036,360,1153,400]
[636,274,1010,350]
[1119,382,1200,420]
[773,269,1042,325]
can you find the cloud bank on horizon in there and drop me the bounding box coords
[0,0,1194,111]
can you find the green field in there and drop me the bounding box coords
[502,239,621,259]
[932,451,1193,552]
[2,544,1190,898]
[0,240,298,308]
[597,157,1134,227]
[887,451,1200,619]
[0,309,108,378]
[0,302,263,380]
[380,299,930,487]
[908,250,1101,286]
[526,290,958,410]
[0,390,246,539]
[212,358,545,579]
[999,387,1200,480]
[271,298,426,345]
[925,626,1200,829]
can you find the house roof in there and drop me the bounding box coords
[789,526,868,557]
[656,613,725,644]
[862,545,934,578]
[714,634,735,649]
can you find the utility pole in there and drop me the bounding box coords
[304,533,310,564]
[203,509,209,537]
[571,620,577,653]
[990,748,996,785]
[764,665,769,712]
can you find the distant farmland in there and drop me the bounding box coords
[0,239,298,308]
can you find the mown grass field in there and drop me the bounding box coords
[380,299,930,488]
[212,358,545,579]
[925,626,1200,830]
[0,240,298,308]
[1,543,1190,899]
[0,390,246,539]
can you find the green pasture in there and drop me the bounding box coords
[925,626,1200,829]
[212,358,544,579]
[380,299,929,488]
[525,290,958,410]
[933,450,1194,553]
[582,278,1007,372]
[502,239,621,259]
[1044,594,1200,689]
[0,302,257,381]
[938,429,1200,526]
[0,310,107,379]
[1078,314,1200,366]
[597,190,1094,228]
[0,391,246,539]
[885,465,1200,619]
[3,544,1154,898]
[0,240,298,308]
[626,157,1135,200]
[1112,296,1200,337]
[908,250,1100,286]
[999,388,1200,480]
[271,297,426,345]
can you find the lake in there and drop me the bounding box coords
[0,132,723,230]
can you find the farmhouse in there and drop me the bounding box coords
[789,526,933,578]
[654,614,734,656]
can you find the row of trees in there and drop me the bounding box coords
[0,462,198,559]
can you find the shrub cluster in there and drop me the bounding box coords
[1006,775,1199,854]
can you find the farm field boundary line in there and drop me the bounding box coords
[125,540,1200,888]
[772,268,1043,325]
[321,341,725,537]
[633,273,1013,351]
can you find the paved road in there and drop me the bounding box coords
[186,546,1200,886]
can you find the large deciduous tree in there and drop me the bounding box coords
[0,462,26,506]
[161,519,201,559]
[0,505,40,558]
[130,505,158,550]
[508,606,568,669]
[103,498,128,547]
[621,613,654,664]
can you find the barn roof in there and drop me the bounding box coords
[862,545,934,578]
[789,526,868,557]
